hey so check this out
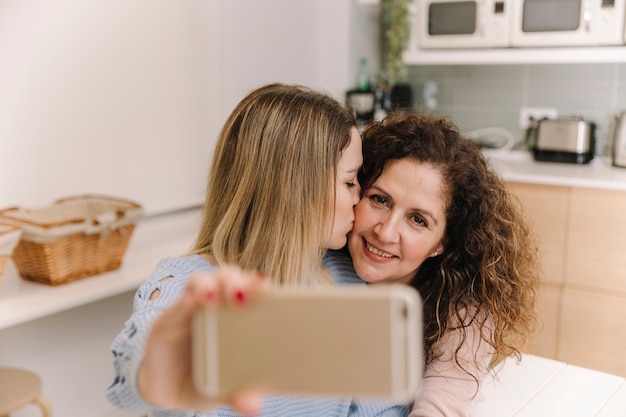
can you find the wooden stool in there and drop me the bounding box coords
[0,368,52,417]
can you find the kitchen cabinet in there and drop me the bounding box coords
[506,182,567,361]
[533,283,560,360]
[560,288,626,376]
[507,183,569,287]
[505,181,626,377]
[567,188,626,294]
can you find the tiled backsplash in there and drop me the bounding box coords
[407,63,626,156]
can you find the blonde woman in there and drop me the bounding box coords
[106,84,409,417]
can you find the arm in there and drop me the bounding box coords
[409,315,494,417]
[108,253,408,417]
[106,257,188,412]
[106,256,263,414]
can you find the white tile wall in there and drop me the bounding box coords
[406,63,626,156]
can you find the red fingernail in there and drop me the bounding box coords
[204,291,216,302]
[234,290,246,304]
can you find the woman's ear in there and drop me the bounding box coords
[431,243,444,257]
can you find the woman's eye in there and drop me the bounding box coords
[411,215,427,227]
[369,194,389,206]
[346,182,357,189]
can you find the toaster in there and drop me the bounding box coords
[529,117,595,164]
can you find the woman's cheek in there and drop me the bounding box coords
[353,200,371,232]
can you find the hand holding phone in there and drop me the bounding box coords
[193,284,422,401]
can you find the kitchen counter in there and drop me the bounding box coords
[482,150,626,191]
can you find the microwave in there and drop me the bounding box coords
[418,0,512,49]
[510,0,626,47]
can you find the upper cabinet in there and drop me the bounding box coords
[401,0,626,65]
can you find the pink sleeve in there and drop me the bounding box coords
[409,315,494,417]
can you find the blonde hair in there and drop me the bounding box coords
[193,83,356,287]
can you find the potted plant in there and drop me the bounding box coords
[380,0,413,109]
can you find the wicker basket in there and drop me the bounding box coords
[0,195,143,286]
[0,223,22,279]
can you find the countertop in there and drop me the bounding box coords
[482,150,626,191]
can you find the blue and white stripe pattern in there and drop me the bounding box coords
[106,254,408,417]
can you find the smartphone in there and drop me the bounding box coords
[193,284,422,402]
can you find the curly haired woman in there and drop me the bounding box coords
[327,111,540,417]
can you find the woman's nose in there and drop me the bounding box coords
[374,213,400,243]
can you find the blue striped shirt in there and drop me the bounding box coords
[106,254,408,417]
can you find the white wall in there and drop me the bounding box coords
[0,1,379,416]
[0,0,363,217]
[0,0,221,215]
[214,0,353,115]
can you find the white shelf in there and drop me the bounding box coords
[0,207,202,330]
[403,45,626,66]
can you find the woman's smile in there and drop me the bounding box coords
[363,238,396,260]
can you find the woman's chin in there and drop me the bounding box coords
[353,264,385,284]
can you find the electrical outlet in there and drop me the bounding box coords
[518,107,558,130]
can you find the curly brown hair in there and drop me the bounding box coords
[360,112,540,377]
